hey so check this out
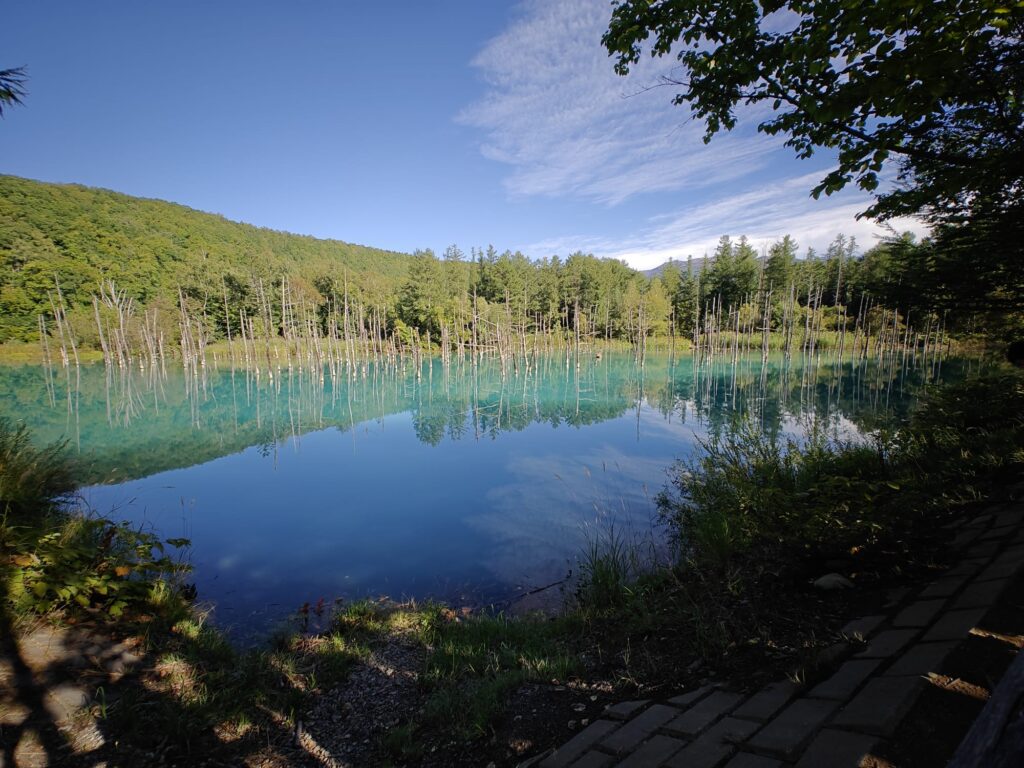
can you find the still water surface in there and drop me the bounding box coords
[0,352,963,639]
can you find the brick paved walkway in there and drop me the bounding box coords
[528,499,1024,768]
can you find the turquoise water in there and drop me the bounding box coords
[0,352,962,639]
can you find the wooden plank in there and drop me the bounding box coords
[948,650,1024,768]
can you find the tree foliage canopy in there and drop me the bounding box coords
[0,66,27,117]
[603,1,1024,225]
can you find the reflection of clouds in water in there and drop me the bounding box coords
[635,401,707,444]
[467,446,667,587]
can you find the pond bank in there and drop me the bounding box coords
[3,481,1022,767]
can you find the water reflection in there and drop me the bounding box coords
[0,351,978,639]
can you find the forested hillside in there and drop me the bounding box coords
[0,175,1007,359]
[0,175,412,341]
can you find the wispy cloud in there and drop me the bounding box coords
[459,0,778,205]
[523,174,930,270]
[463,0,930,269]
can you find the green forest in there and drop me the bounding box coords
[2,174,1014,359]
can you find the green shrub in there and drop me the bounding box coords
[0,419,191,621]
[658,370,1024,572]
[902,370,1024,488]
[576,524,638,610]
[4,516,191,618]
[0,417,75,516]
[658,425,894,568]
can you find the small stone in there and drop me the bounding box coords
[813,573,854,590]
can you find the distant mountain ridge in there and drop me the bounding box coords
[642,256,710,278]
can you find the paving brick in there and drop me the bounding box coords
[947,527,983,550]
[723,754,784,768]
[732,681,802,722]
[745,698,841,759]
[812,643,850,669]
[992,507,1024,527]
[840,614,885,640]
[922,608,987,642]
[600,705,680,755]
[892,599,946,628]
[665,717,760,768]
[603,700,650,721]
[944,558,990,579]
[976,547,1024,582]
[615,735,687,768]
[831,676,923,736]
[884,641,958,677]
[664,692,744,737]
[883,586,911,608]
[567,751,614,768]
[965,541,1001,558]
[854,629,919,659]
[979,524,1017,542]
[541,720,619,768]
[918,576,968,599]
[951,578,1010,609]
[667,685,715,709]
[794,729,880,768]
[808,659,881,701]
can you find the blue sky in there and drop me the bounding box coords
[3,1,926,270]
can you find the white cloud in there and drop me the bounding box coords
[603,176,930,269]
[460,0,779,205]
[522,176,931,270]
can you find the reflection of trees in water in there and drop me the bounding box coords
[651,353,971,443]
[4,351,975,485]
